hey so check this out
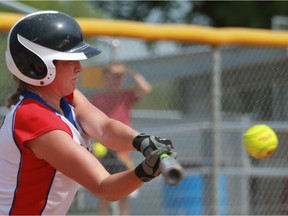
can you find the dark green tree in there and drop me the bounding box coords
[194,1,288,28]
[88,1,288,29]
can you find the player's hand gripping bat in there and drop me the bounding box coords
[133,133,184,185]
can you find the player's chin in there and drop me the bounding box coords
[66,85,78,95]
[70,80,78,89]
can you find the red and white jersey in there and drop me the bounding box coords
[0,91,91,215]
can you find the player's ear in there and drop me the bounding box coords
[32,59,57,75]
[33,64,45,73]
[30,64,47,79]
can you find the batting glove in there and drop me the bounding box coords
[133,133,177,158]
[135,145,172,182]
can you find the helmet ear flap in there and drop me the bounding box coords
[20,50,48,80]
[30,63,47,79]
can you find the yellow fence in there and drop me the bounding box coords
[1,12,288,46]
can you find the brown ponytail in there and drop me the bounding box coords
[7,76,28,108]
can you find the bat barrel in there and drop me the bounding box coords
[160,155,184,186]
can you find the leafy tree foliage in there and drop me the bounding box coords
[0,1,105,17]
[88,1,193,23]
[88,1,288,29]
[194,1,288,28]
[2,1,288,28]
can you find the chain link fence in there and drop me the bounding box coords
[1,15,288,215]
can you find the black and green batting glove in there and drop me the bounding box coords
[133,133,177,158]
[135,146,171,182]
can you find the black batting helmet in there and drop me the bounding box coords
[6,10,102,86]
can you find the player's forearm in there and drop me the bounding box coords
[76,105,138,151]
[73,89,139,151]
[99,118,139,152]
[97,169,143,201]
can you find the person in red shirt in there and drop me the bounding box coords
[91,63,152,215]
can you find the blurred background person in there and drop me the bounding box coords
[91,62,152,215]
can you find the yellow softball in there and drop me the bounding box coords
[92,142,108,158]
[243,125,278,159]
